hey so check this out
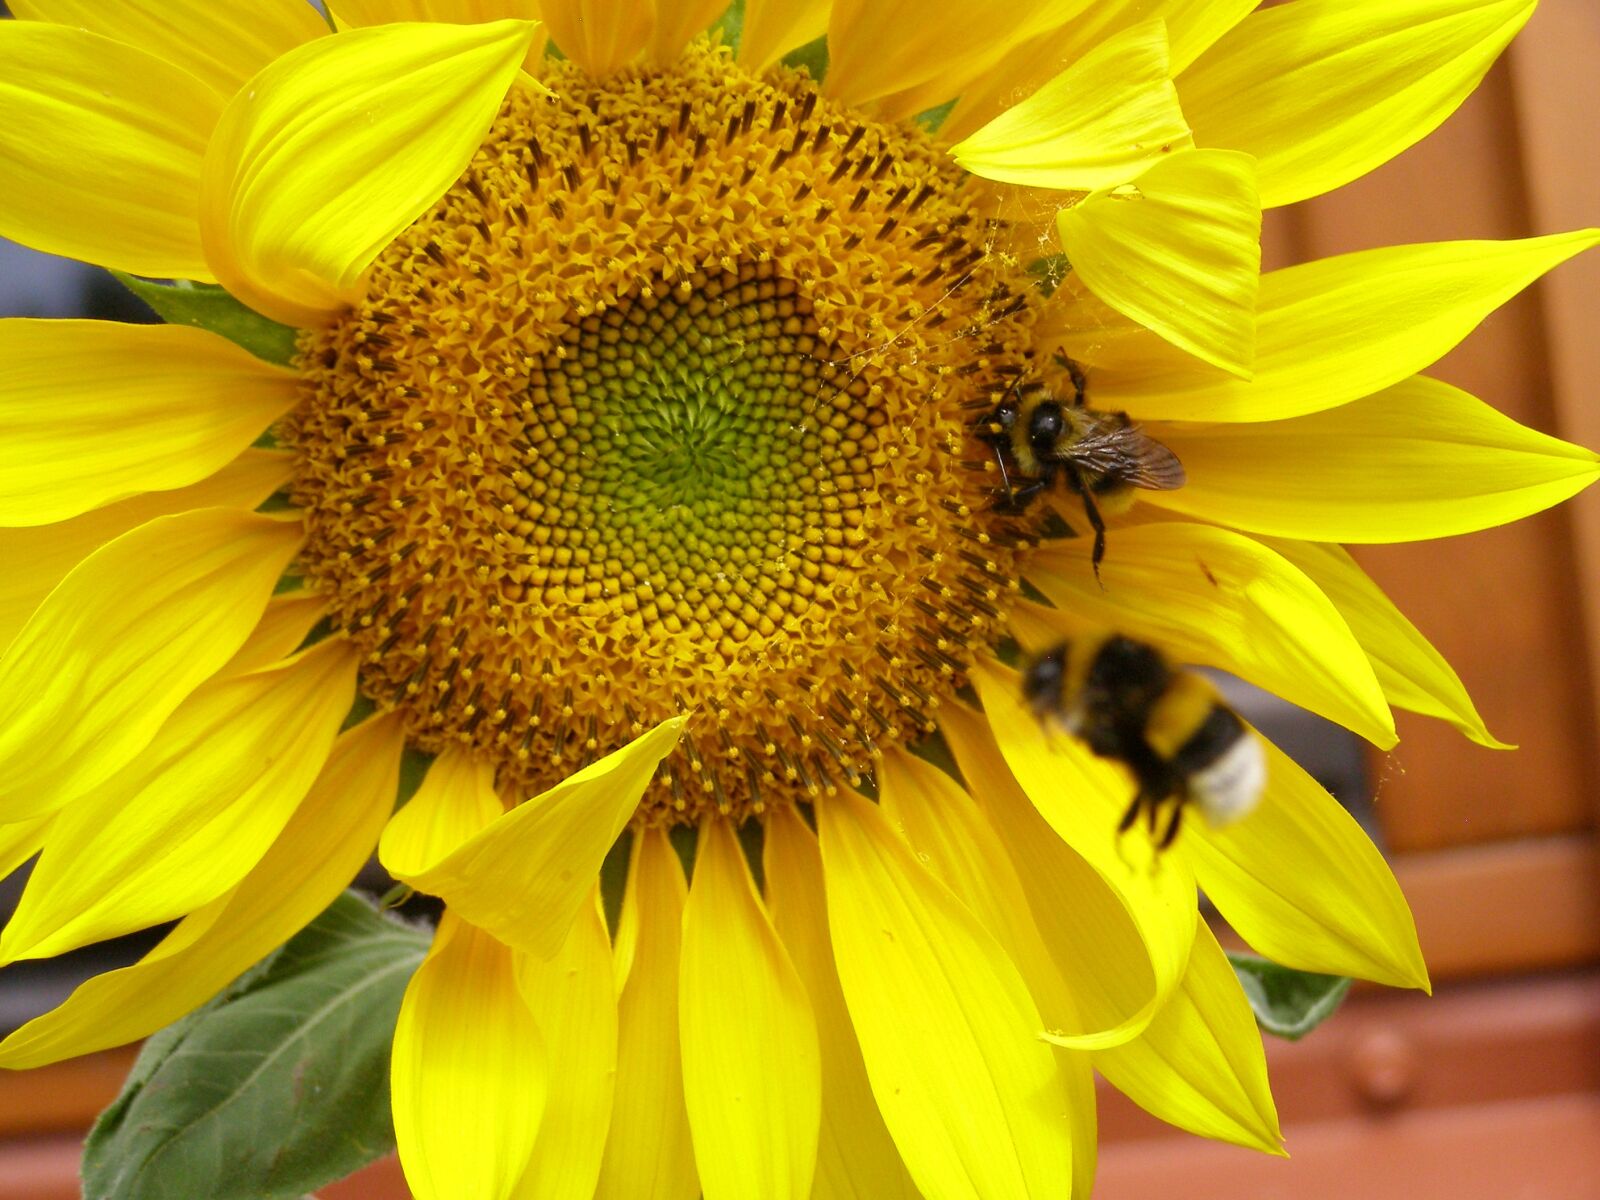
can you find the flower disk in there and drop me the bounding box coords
[287,45,1047,822]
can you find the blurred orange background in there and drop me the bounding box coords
[4,2,1599,1197]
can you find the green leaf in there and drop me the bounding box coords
[82,891,429,1200]
[111,272,301,366]
[1227,951,1352,1041]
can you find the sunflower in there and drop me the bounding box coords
[0,1,1595,1197]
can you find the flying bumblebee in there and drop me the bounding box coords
[1022,633,1265,849]
[975,369,1185,575]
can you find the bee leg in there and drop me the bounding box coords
[1117,794,1143,834]
[1158,802,1185,850]
[1064,465,1109,585]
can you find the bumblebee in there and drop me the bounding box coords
[1022,633,1265,849]
[975,371,1185,574]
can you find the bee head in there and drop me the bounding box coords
[1021,643,1069,716]
[1026,400,1066,456]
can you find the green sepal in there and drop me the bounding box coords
[81,891,429,1200]
[781,35,829,82]
[712,0,746,55]
[111,272,301,367]
[1227,951,1353,1041]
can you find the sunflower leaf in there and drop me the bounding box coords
[81,890,428,1200]
[110,272,301,366]
[1227,950,1352,1040]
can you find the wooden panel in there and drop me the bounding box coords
[1508,0,1600,831]
[1279,54,1600,851]
[0,1047,133,1138]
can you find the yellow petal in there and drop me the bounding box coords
[0,509,303,823]
[0,320,297,526]
[1181,734,1430,990]
[1094,229,1600,422]
[951,19,1193,192]
[739,0,829,73]
[825,0,1071,112]
[0,637,357,963]
[649,0,728,65]
[1260,537,1505,747]
[1058,149,1260,377]
[511,891,618,1200]
[539,0,652,76]
[218,590,331,677]
[380,747,506,876]
[386,718,684,958]
[1180,0,1537,207]
[9,0,328,99]
[972,657,1202,1007]
[394,912,547,1200]
[818,788,1075,1200]
[200,19,540,328]
[942,0,1256,143]
[1028,522,1396,747]
[595,829,699,1200]
[0,23,221,278]
[0,448,291,655]
[0,713,405,1070]
[763,807,919,1200]
[1146,375,1600,542]
[937,698,1167,1050]
[879,750,1098,1198]
[328,0,548,68]
[680,819,820,1200]
[0,816,50,884]
[1089,922,1282,1152]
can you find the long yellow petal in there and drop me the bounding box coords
[970,659,1199,1024]
[385,718,684,958]
[649,0,727,65]
[1260,537,1505,747]
[0,23,221,278]
[1058,148,1260,377]
[511,892,618,1200]
[1090,922,1282,1152]
[0,714,405,1070]
[595,829,699,1200]
[942,0,1256,143]
[217,590,331,677]
[328,0,548,68]
[0,817,50,885]
[0,509,303,823]
[1180,0,1536,207]
[539,0,652,76]
[1180,735,1430,990]
[879,751,1097,1198]
[1147,375,1600,541]
[937,698,1168,1049]
[825,0,1070,112]
[9,0,327,99]
[818,788,1075,1200]
[0,638,356,964]
[763,807,919,1200]
[680,819,820,1200]
[739,0,830,73]
[0,320,297,526]
[951,19,1192,192]
[0,449,291,655]
[1094,229,1600,421]
[394,912,547,1200]
[1028,523,1396,747]
[200,19,539,328]
[380,747,506,875]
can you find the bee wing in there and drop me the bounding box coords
[1063,426,1187,491]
